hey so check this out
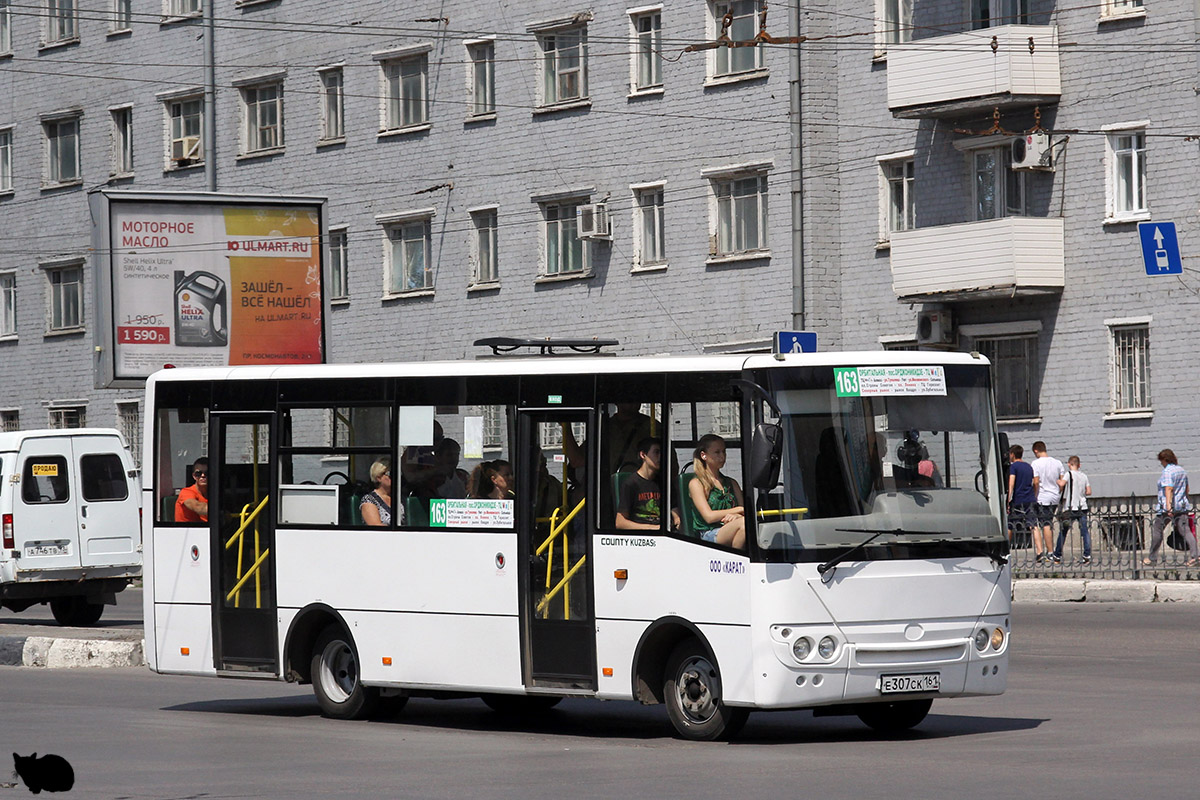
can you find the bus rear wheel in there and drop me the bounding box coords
[663,640,749,741]
[49,596,105,627]
[856,699,933,733]
[310,626,379,720]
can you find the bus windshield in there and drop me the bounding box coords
[751,363,1004,561]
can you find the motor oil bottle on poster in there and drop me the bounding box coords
[174,271,228,346]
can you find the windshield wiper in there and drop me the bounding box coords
[941,540,1008,568]
[818,528,952,576]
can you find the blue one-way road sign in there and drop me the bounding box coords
[1138,221,1182,276]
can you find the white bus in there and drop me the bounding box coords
[142,347,1010,740]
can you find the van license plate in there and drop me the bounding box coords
[25,543,69,557]
[880,673,940,694]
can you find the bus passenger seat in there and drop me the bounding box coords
[677,472,698,538]
[405,495,429,528]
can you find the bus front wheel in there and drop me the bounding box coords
[663,640,748,741]
[310,626,379,720]
[856,699,933,733]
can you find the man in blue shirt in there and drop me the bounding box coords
[1145,448,1199,566]
[1007,445,1036,550]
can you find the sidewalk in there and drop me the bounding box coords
[3,579,1199,669]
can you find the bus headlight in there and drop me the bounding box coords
[974,628,989,651]
[817,636,837,660]
[991,627,1005,650]
[792,637,813,661]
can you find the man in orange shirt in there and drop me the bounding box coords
[174,457,209,522]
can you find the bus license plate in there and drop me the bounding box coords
[880,673,940,694]
[25,542,69,557]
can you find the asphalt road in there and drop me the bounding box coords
[2,602,1198,799]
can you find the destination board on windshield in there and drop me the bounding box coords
[835,366,947,397]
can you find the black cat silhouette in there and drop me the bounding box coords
[12,752,74,794]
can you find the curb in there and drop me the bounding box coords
[1013,579,1200,603]
[0,635,144,668]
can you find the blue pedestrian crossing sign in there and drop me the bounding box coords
[774,331,817,354]
[1138,221,1182,276]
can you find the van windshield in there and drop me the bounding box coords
[751,363,1005,562]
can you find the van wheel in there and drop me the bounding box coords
[310,626,378,720]
[663,640,749,741]
[481,694,562,715]
[49,597,105,627]
[856,699,933,733]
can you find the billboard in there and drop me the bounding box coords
[91,190,328,386]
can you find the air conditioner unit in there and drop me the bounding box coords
[916,309,954,346]
[1011,132,1052,171]
[577,203,611,240]
[171,136,201,163]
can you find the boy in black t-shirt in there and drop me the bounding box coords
[616,437,664,530]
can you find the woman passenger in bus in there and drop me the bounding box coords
[687,434,746,550]
[469,460,515,500]
[360,458,394,526]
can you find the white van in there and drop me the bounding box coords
[0,429,142,626]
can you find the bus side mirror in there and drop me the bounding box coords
[998,432,1010,471]
[749,422,784,490]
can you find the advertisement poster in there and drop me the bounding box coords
[108,199,324,379]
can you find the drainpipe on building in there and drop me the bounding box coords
[204,0,217,192]
[789,3,804,331]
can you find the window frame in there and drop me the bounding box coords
[973,333,1038,420]
[47,405,86,429]
[379,51,430,133]
[704,165,771,261]
[878,151,915,243]
[540,199,590,277]
[117,400,142,467]
[110,0,132,33]
[466,39,496,117]
[970,0,1030,30]
[709,1,765,79]
[1107,318,1152,415]
[377,209,435,296]
[1105,123,1149,223]
[470,207,499,286]
[537,25,589,107]
[0,270,16,338]
[318,67,345,143]
[1101,0,1143,19]
[110,105,134,176]
[164,0,201,20]
[875,0,912,56]
[42,113,81,187]
[43,261,84,333]
[239,80,285,155]
[0,126,12,193]
[632,182,667,270]
[629,7,663,93]
[328,226,349,302]
[0,409,19,433]
[44,0,79,46]
[163,93,204,168]
[969,145,1025,221]
[1,0,14,54]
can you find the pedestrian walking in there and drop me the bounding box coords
[1007,445,1036,548]
[1030,441,1066,564]
[1145,449,1199,566]
[1052,456,1092,565]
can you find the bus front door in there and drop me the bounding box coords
[518,410,597,690]
[211,412,278,675]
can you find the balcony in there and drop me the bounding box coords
[889,217,1064,302]
[887,25,1060,119]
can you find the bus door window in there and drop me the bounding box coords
[530,418,587,621]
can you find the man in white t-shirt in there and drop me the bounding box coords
[1030,441,1066,564]
[1052,456,1092,565]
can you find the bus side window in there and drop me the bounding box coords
[153,402,207,524]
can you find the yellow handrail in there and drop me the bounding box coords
[224,495,269,550]
[757,507,809,518]
[534,496,587,619]
[224,494,269,608]
[536,498,586,556]
[225,547,271,603]
[535,554,587,616]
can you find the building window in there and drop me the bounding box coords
[975,335,1037,419]
[329,227,348,301]
[0,271,15,336]
[482,404,506,450]
[0,409,18,432]
[111,107,133,175]
[117,401,141,467]
[539,27,587,105]
[44,115,80,185]
[111,0,131,31]
[876,0,912,50]
[971,0,1029,29]
[167,96,203,164]
[1102,0,1142,17]
[713,173,768,256]
[634,185,666,267]
[382,55,428,130]
[632,11,662,91]
[710,1,763,76]
[166,0,201,17]
[543,201,587,275]
[241,83,283,153]
[1110,324,1151,412]
[48,406,85,429]
[46,0,78,43]
[1,0,13,53]
[471,208,498,284]
[1108,127,1147,220]
[881,156,914,239]
[46,263,83,331]
[319,68,344,141]
[385,218,432,293]
[972,147,1024,220]
[0,128,12,192]
[468,41,495,115]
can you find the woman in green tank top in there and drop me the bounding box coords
[687,434,746,550]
